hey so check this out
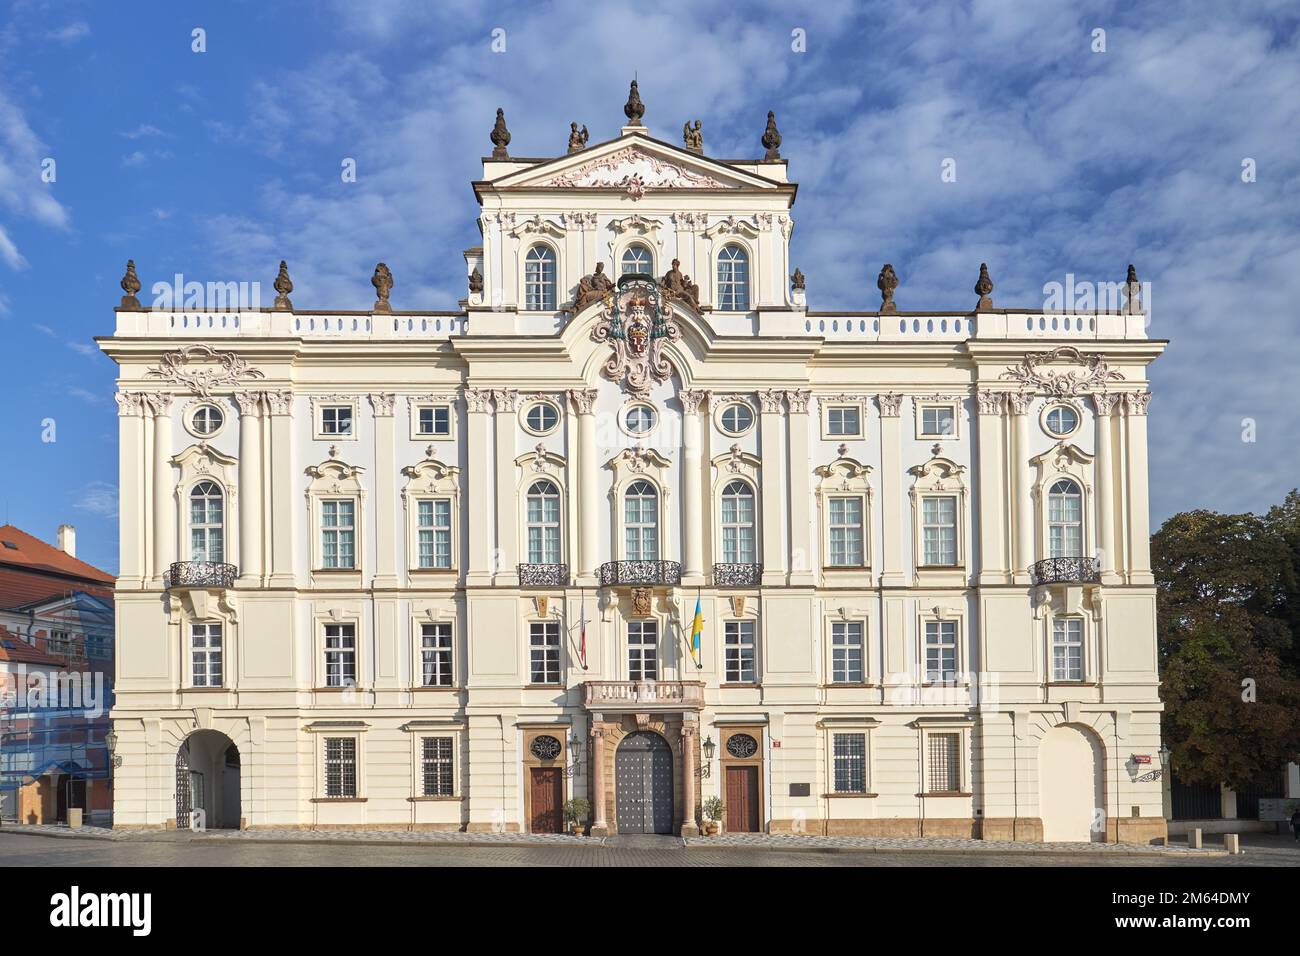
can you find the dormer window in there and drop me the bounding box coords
[524,244,557,311]
[716,244,750,311]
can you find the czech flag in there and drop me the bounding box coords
[690,594,703,666]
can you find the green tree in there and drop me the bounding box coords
[1153,504,1300,788]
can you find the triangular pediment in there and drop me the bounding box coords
[488,134,781,193]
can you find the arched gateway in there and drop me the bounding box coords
[615,731,674,834]
[175,730,241,829]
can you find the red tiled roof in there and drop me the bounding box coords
[0,525,114,583]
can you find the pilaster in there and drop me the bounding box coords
[1093,392,1123,585]
[569,388,600,584]
[876,393,906,587]
[145,392,174,587]
[115,391,147,588]
[492,389,519,586]
[757,389,787,586]
[975,390,1010,585]
[1009,391,1035,585]
[465,387,494,586]
[785,389,814,585]
[265,390,297,587]
[1123,391,1153,584]
[234,391,263,584]
[370,393,400,588]
[679,388,708,585]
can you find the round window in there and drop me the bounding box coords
[1044,404,1080,437]
[191,405,225,435]
[530,735,562,760]
[726,734,759,759]
[720,403,754,435]
[525,402,560,434]
[624,404,657,435]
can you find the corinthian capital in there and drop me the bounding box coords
[1125,391,1151,416]
[568,388,599,415]
[678,389,709,414]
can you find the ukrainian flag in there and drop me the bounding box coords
[690,595,703,665]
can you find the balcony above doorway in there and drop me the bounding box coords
[712,563,762,587]
[584,680,704,712]
[167,561,237,590]
[1030,557,1100,586]
[517,563,569,588]
[597,560,681,588]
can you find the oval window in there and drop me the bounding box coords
[726,734,759,758]
[525,402,560,435]
[624,404,657,435]
[720,403,754,435]
[1044,405,1080,437]
[191,405,225,435]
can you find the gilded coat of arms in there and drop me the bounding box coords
[591,275,680,396]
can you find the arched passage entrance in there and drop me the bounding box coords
[1038,724,1105,842]
[615,731,674,834]
[176,730,241,829]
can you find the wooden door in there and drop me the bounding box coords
[615,731,674,834]
[725,765,760,833]
[530,767,564,833]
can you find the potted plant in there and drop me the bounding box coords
[702,796,725,836]
[563,797,591,837]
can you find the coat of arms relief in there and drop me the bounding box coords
[591,275,680,396]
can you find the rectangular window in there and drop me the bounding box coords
[416,499,452,569]
[526,489,561,564]
[921,495,958,566]
[321,499,356,569]
[421,737,454,797]
[826,405,861,437]
[924,620,958,683]
[416,405,450,437]
[927,733,961,793]
[627,621,658,681]
[324,737,357,798]
[831,622,864,684]
[1052,618,1084,682]
[832,733,867,794]
[191,622,223,688]
[320,405,353,436]
[529,622,561,685]
[421,622,453,687]
[920,405,955,437]
[827,496,865,566]
[724,620,756,683]
[720,489,756,564]
[324,623,357,688]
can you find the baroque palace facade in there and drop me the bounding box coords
[100,85,1167,841]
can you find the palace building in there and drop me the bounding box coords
[99,83,1167,841]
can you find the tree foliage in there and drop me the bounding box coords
[1153,494,1300,788]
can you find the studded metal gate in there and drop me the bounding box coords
[175,747,192,829]
[615,731,674,834]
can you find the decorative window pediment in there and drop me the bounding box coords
[172,442,239,498]
[713,444,761,484]
[815,456,873,495]
[1029,442,1094,492]
[908,455,966,492]
[400,452,460,498]
[509,215,566,240]
[516,443,567,485]
[703,215,761,239]
[607,443,673,491]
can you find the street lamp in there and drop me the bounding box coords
[563,731,585,778]
[699,735,717,779]
[1158,743,1171,768]
[105,728,122,769]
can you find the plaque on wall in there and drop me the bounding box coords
[789,783,811,797]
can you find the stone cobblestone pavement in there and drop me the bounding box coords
[683,832,1224,855]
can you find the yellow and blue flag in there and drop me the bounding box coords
[690,594,703,665]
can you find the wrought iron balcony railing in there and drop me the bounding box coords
[517,563,569,587]
[168,561,238,589]
[1030,556,1101,586]
[712,563,763,586]
[597,560,682,587]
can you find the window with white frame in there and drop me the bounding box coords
[924,620,958,683]
[832,733,867,794]
[716,244,749,311]
[926,732,961,793]
[420,622,453,687]
[189,481,224,563]
[627,621,658,681]
[831,622,864,684]
[524,244,557,311]
[826,405,861,437]
[190,404,224,436]
[321,499,356,569]
[1052,618,1084,682]
[320,404,353,436]
[421,737,454,797]
[623,404,657,435]
[624,480,659,560]
[324,737,357,798]
[524,401,560,435]
[1044,404,1080,438]
[719,402,754,436]
[525,480,561,564]
[919,404,956,437]
[621,244,653,275]
[921,495,958,566]
[724,620,756,683]
[416,499,452,569]
[720,480,757,564]
[415,404,451,437]
[324,623,356,687]
[529,621,561,684]
[1048,479,1083,558]
[191,622,223,688]
[827,496,865,566]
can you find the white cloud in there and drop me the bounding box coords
[121,124,166,140]
[0,87,69,269]
[74,481,118,519]
[121,150,148,168]
[45,21,89,45]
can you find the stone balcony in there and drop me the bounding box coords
[583,680,705,712]
[597,560,682,588]
[167,561,237,590]
[1029,557,1101,586]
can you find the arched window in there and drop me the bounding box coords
[524,244,557,311]
[190,481,224,563]
[624,480,659,561]
[716,244,750,311]
[720,480,756,564]
[526,480,561,564]
[1048,479,1083,558]
[621,244,653,276]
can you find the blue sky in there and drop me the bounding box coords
[1,0,1298,573]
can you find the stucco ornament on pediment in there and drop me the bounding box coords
[146,344,266,398]
[538,145,727,198]
[1000,347,1125,397]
